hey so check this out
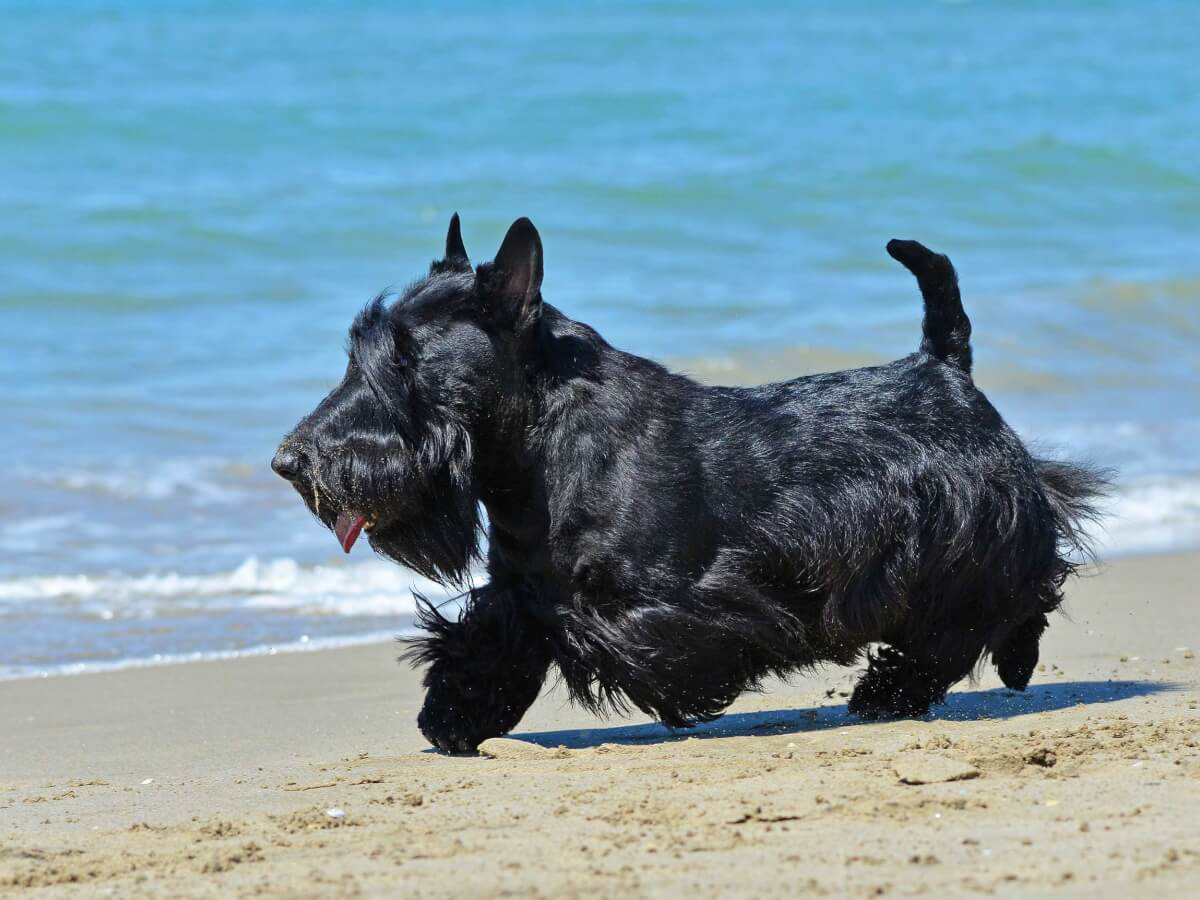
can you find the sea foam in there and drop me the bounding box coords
[0,557,463,619]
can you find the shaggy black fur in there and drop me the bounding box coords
[273,215,1108,752]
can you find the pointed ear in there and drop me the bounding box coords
[490,217,543,326]
[443,213,470,269]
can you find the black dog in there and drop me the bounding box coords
[272,215,1105,752]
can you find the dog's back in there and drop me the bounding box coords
[534,241,1108,724]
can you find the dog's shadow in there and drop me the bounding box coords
[512,680,1173,750]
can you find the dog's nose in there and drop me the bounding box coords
[271,445,304,482]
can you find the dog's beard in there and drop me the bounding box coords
[363,423,483,586]
[366,469,482,586]
[300,469,481,585]
[291,415,482,585]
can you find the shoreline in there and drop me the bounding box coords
[5,545,1197,686]
[2,550,1197,896]
[0,627,412,685]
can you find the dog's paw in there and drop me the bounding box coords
[417,700,489,754]
[848,685,932,721]
[417,718,483,754]
[848,647,937,720]
[417,680,526,754]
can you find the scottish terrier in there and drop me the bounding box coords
[273,215,1106,752]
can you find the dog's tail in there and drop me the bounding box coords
[887,239,973,373]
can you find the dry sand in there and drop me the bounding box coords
[1,552,1198,897]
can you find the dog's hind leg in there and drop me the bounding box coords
[991,612,1048,691]
[848,627,986,720]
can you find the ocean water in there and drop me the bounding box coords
[1,1,1197,678]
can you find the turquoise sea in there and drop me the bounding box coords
[1,1,1197,676]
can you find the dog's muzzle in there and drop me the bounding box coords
[271,444,304,482]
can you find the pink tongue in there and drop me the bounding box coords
[334,512,367,554]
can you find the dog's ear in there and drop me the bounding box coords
[443,213,470,270]
[489,217,543,328]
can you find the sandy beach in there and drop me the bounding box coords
[2,550,1197,898]
[5,3,1198,897]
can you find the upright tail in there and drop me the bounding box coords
[887,239,973,373]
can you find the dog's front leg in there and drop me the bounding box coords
[405,582,553,753]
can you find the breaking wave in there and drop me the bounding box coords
[0,557,466,619]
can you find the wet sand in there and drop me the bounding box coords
[1,551,1197,897]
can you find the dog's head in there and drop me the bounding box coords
[271,214,544,583]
